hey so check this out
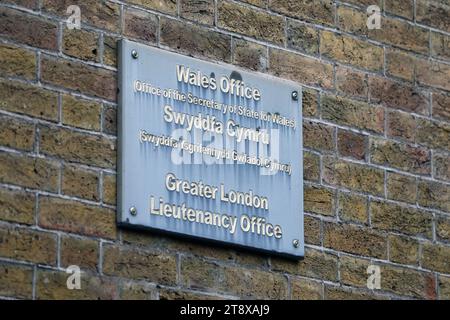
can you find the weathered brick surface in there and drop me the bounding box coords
[118,281,158,300]
[153,234,236,262]
[416,119,450,151]
[103,36,118,67]
[321,95,384,133]
[181,0,215,25]
[337,129,367,160]
[269,49,334,89]
[417,180,450,212]
[303,121,335,152]
[416,0,450,33]
[385,0,414,20]
[0,80,59,121]
[304,215,321,245]
[416,59,450,92]
[290,278,322,300]
[337,192,368,224]
[36,269,117,299]
[339,255,370,287]
[0,263,33,299]
[42,0,121,32]
[303,151,320,182]
[39,196,116,239]
[323,222,387,259]
[0,225,57,265]
[269,0,334,26]
[62,95,102,131]
[62,164,100,201]
[338,6,429,54]
[436,215,450,242]
[1,0,449,301]
[302,88,319,117]
[63,29,99,62]
[370,138,431,175]
[271,248,338,282]
[325,286,385,300]
[103,105,117,135]
[0,188,35,225]
[369,77,429,115]
[434,152,450,181]
[0,115,35,151]
[388,235,420,266]
[103,245,177,285]
[304,185,335,216]
[240,0,266,8]
[3,0,39,10]
[0,152,60,192]
[126,0,177,15]
[39,125,116,169]
[159,288,221,300]
[386,49,416,82]
[60,236,99,272]
[421,243,450,274]
[386,110,416,142]
[218,1,285,44]
[439,276,450,299]
[0,7,58,50]
[180,256,286,299]
[343,0,382,8]
[233,39,267,72]
[102,173,117,205]
[41,55,117,101]
[323,157,384,196]
[287,21,319,55]
[124,8,158,43]
[0,44,36,80]
[320,31,383,71]
[431,32,450,60]
[336,67,368,99]
[433,93,450,122]
[370,201,433,239]
[161,18,231,63]
[387,172,417,204]
[221,265,288,299]
[380,264,436,299]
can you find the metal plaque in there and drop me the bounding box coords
[118,39,304,259]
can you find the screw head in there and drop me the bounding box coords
[291,91,299,101]
[131,50,138,59]
[129,206,137,216]
[292,239,300,248]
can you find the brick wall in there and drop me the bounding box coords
[0,0,449,300]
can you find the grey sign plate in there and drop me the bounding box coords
[118,40,304,259]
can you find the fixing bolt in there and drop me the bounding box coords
[291,91,299,101]
[131,49,139,59]
[292,239,300,248]
[129,206,137,216]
